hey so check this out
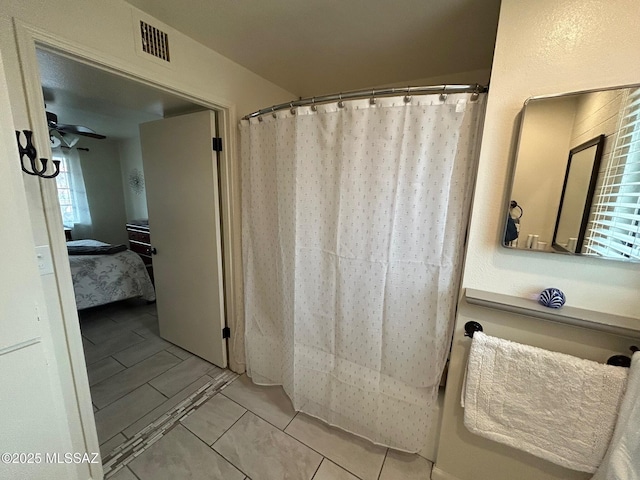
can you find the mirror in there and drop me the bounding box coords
[504,85,640,262]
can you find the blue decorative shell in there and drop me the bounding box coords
[539,288,566,309]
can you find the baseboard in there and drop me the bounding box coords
[431,466,463,480]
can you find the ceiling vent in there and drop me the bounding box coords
[139,20,170,62]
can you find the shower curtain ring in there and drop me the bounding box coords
[404,86,412,103]
[471,85,480,102]
[338,94,344,109]
[290,102,296,115]
[440,85,448,102]
[311,98,317,112]
[369,90,376,105]
[272,107,277,119]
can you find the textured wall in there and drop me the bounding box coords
[435,1,640,479]
[118,135,149,222]
[462,0,640,317]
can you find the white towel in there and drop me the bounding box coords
[463,332,628,473]
[591,352,640,480]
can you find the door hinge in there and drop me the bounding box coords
[212,137,223,152]
[222,326,230,339]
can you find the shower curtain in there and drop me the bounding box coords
[240,93,485,452]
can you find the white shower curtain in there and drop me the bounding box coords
[240,93,485,451]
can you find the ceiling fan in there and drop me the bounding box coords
[47,111,106,148]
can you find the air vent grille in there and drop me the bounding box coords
[140,20,170,62]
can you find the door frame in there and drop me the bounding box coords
[12,18,242,472]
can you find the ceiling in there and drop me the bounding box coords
[36,1,501,143]
[37,49,202,141]
[125,0,501,97]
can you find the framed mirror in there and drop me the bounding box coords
[504,85,640,262]
[552,135,604,253]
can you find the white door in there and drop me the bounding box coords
[140,110,227,367]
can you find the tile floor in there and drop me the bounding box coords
[80,300,223,448]
[81,300,433,480]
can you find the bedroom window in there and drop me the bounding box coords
[55,154,75,226]
[53,149,92,234]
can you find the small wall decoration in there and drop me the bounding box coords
[538,288,566,309]
[129,168,145,195]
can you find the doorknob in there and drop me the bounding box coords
[151,247,157,255]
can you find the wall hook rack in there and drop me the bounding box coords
[16,130,60,179]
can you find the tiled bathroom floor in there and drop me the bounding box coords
[81,300,433,480]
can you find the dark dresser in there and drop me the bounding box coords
[126,222,153,282]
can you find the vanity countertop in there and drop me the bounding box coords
[465,288,640,338]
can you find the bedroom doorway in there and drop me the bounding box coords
[37,48,227,361]
[35,47,231,449]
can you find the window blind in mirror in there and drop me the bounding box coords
[583,88,640,261]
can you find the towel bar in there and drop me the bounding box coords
[464,321,483,338]
[464,321,637,368]
[607,346,639,368]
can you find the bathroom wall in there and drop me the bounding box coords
[462,0,640,317]
[434,300,637,480]
[435,0,640,479]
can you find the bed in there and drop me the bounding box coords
[67,240,156,310]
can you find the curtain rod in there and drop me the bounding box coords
[242,83,488,120]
